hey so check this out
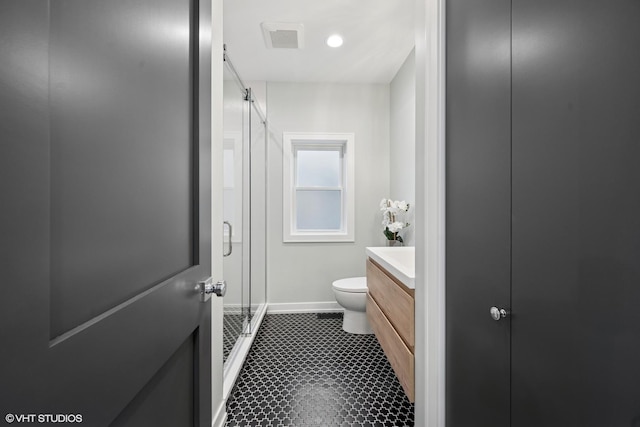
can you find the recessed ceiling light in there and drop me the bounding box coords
[326,34,343,48]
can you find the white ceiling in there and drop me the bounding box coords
[223,0,416,84]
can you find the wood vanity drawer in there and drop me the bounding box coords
[366,258,415,350]
[367,294,415,402]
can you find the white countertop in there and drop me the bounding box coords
[365,246,415,289]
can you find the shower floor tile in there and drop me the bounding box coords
[223,310,246,363]
[225,313,414,426]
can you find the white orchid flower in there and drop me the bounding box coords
[387,221,406,233]
[379,198,411,241]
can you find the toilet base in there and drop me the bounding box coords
[342,310,373,334]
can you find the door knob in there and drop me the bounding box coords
[490,306,508,321]
[198,279,227,302]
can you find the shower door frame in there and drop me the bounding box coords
[221,53,268,398]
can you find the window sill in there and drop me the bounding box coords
[283,232,355,243]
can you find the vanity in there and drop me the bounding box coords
[365,247,415,402]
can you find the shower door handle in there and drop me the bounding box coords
[223,221,233,257]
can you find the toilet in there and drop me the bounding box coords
[332,277,373,334]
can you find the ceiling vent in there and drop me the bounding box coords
[261,22,304,49]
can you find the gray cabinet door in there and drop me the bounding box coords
[0,0,212,425]
[446,0,512,425]
[447,0,640,426]
[511,1,640,426]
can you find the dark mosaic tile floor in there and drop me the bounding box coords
[223,311,246,363]
[225,313,414,426]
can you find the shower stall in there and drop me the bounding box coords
[222,48,267,396]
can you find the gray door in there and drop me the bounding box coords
[511,1,640,425]
[446,0,512,425]
[0,0,212,425]
[447,0,640,426]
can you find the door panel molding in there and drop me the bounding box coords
[48,0,198,339]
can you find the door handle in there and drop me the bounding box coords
[223,221,233,257]
[490,306,509,321]
[198,278,227,302]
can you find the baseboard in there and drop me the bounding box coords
[266,301,344,314]
[212,401,227,427]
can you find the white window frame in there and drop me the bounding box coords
[283,132,355,243]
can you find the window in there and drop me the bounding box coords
[283,132,355,242]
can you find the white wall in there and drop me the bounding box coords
[390,49,416,246]
[266,82,390,306]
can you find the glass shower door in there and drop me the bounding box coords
[248,89,266,330]
[222,58,267,370]
[222,72,248,364]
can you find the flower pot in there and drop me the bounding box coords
[386,239,403,247]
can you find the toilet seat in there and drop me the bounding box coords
[332,277,367,293]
